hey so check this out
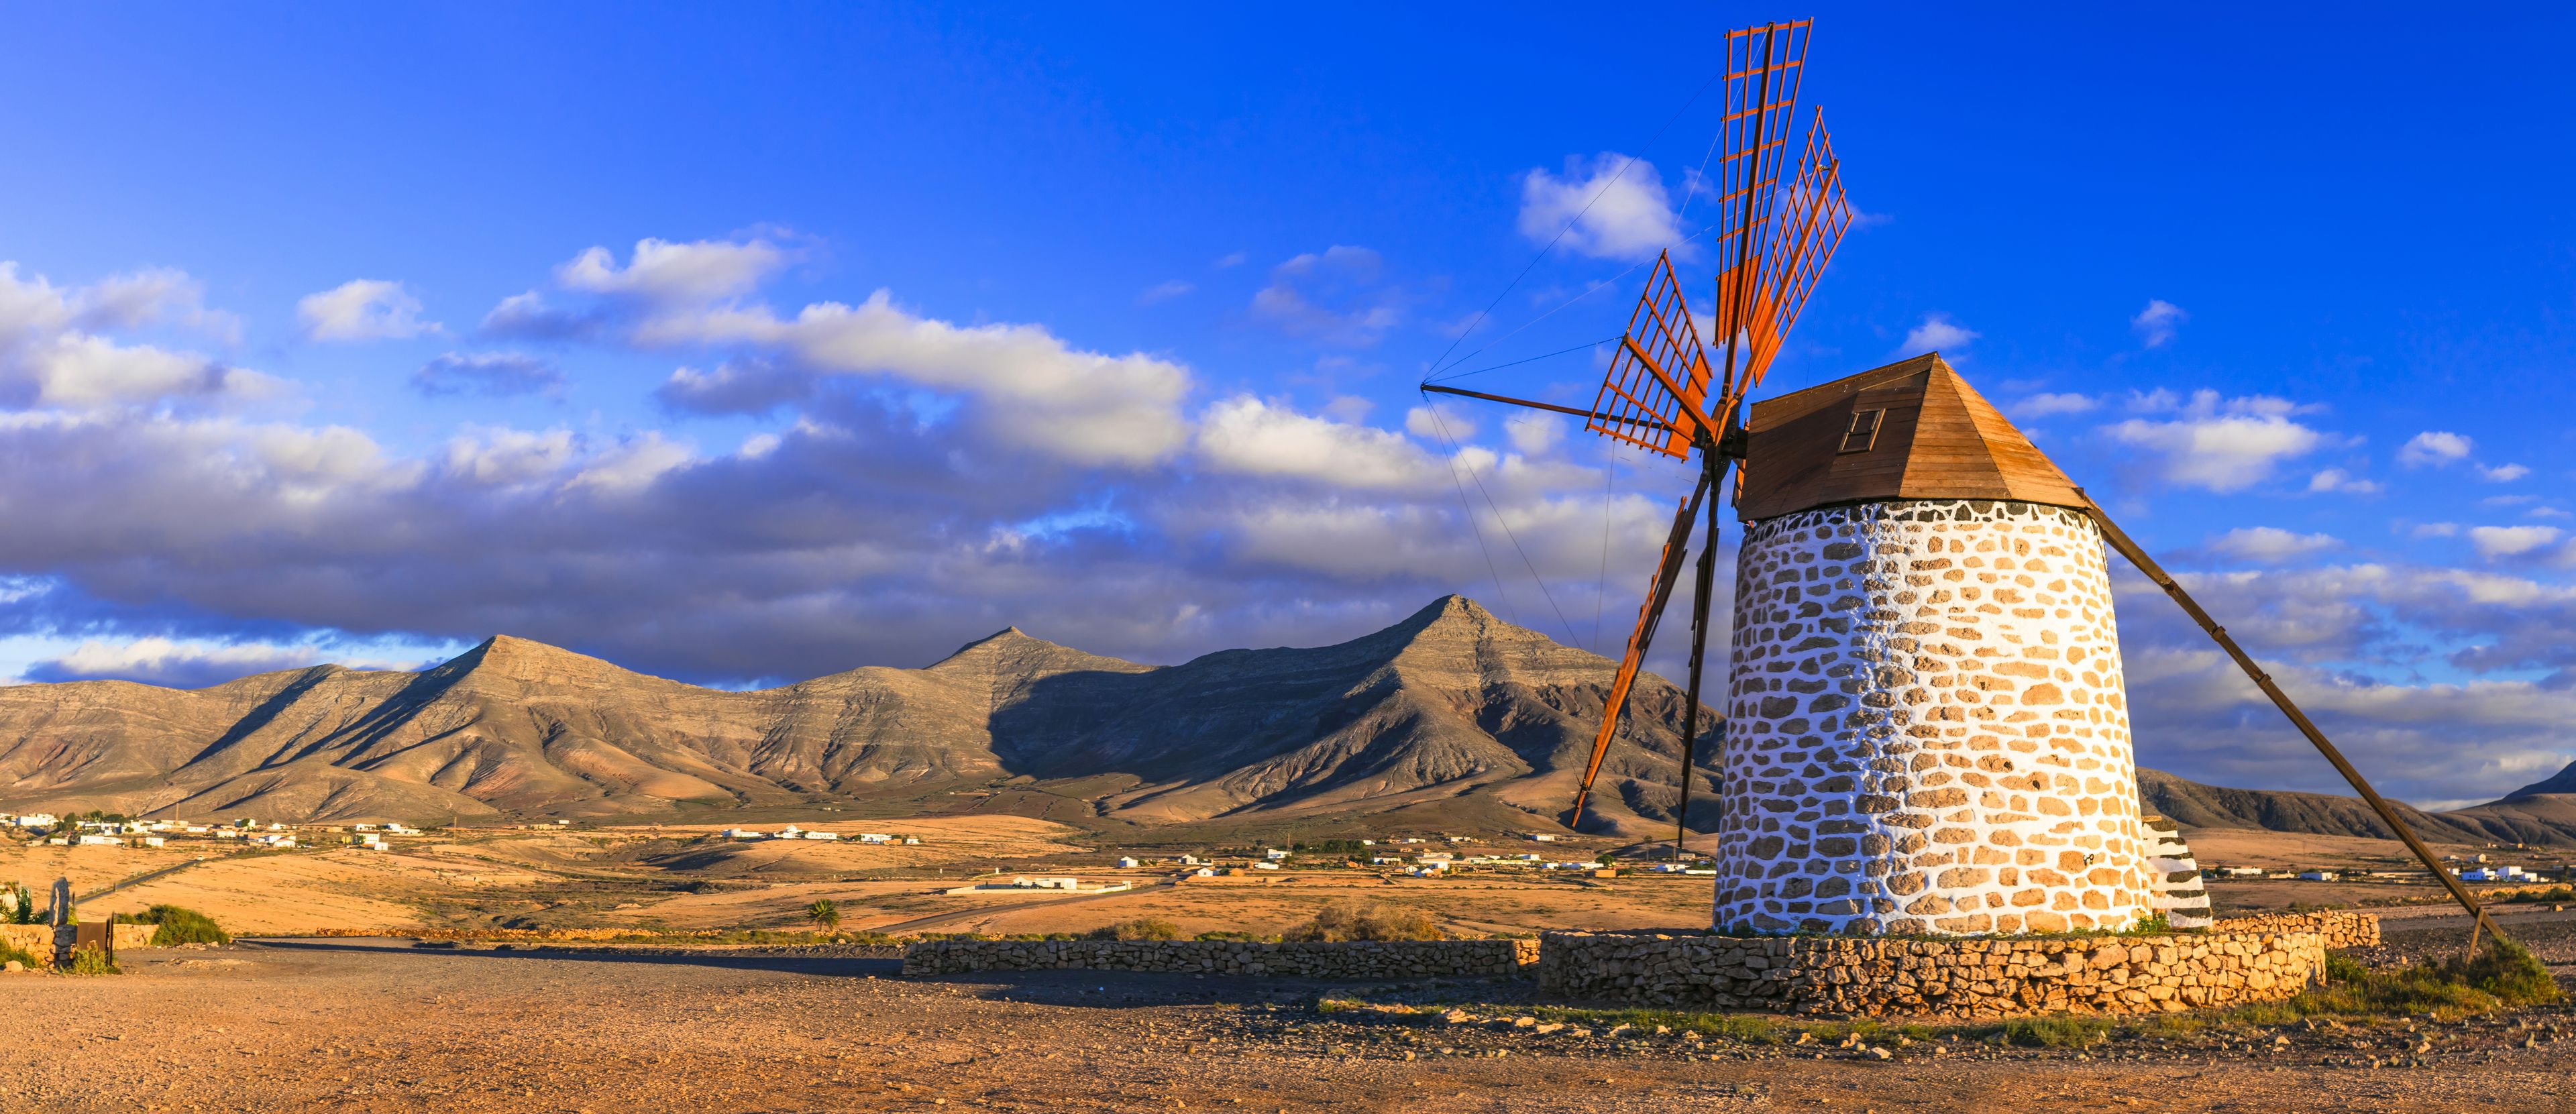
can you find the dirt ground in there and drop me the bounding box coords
[7,926,2574,1114]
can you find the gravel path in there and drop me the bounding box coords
[5,937,2573,1112]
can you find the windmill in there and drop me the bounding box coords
[1426,18,2500,950]
[1424,18,1849,852]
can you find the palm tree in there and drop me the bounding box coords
[804,898,840,934]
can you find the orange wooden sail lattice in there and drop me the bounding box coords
[1565,21,1851,828]
[1420,19,1851,837]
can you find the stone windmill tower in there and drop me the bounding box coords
[1423,15,2502,952]
[1713,352,2153,936]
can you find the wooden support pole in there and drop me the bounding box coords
[2080,493,2500,956]
[1672,455,1729,863]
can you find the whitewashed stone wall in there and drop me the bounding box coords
[2141,814,2214,930]
[1716,499,2157,935]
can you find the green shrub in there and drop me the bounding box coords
[1084,917,1183,941]
[1281,901,1442,942]
[2000,1017,2110,1048]
[138,905,230,946]
[0,940,44,970]
[2435,936,2561,1007]
[68,943,117,975]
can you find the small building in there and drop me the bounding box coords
[803,831,841,840]
[138,836,166,848]
[944,876,1132,896]
[857,833,895,844]
[1263,848,1289,861]
[1251,861,1279,871]
[776,825,804,839]
[76,834,123,846]
[2298,871,2339,882]
[722,828,765,840]
[1187,867,1216,878]
[1116,856,1142,869]
[1368,856,1401,865]
[1527,833,1558,842]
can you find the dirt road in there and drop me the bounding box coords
[6,938,2575,1113]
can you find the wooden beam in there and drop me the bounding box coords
[1417,384,1664,432]
[2080,492,2500,956]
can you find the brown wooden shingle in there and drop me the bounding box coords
[1734,353,2085,520]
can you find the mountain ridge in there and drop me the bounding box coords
[0,597,1722,835]
[7,597,2571,845]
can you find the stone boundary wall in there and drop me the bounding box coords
[2210,911,2379,950]
[902,938,1539,979]
[1536,930,2324,1018]
[0,924,48,960]
[0,924,156,965]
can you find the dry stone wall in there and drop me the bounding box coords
[1539,930,2324,1018]
[1719,499,2155,935]
[0,923,156,966]
[2211,911,2380,950]
[902,938,1539,979]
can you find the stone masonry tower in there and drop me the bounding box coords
[1713,353,2157,936]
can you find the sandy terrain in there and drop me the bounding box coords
[5,931,2572,1114]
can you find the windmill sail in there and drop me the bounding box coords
[1589,252,1713,459]
[1566,19,1854,830]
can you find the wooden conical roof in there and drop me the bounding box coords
[1734,352,2085,521]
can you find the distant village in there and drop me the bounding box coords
[5,812,421,850]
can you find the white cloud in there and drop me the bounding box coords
[1505,412,1566,455]
[0,262,265,407]
[557,237,790,307]
[2410,522,2459,539]
[2131,299,2186,348]
[1195,396,1442,492]
[1214,252,1247,269]
[411,351,564,398]
[441,425,576,486]
[2468,524,2562,559]
[1898,313,1978,355]
[1250,247,1401,347]
[1405,404,1476,441]
[2398,430,2473,467]
[1137,280,1194,306]
[2481,463,2531,482]
[2206,526,2339,563]
[2013,392,2096,418]
[2102,391,2326,492]
[297,279,436,342]
[1517,152,1691,262]
[2307,467,2381,495]
[28,637,421,689]
[651,288,1192,466]
[564,431,694,495]
[480,290,596,340]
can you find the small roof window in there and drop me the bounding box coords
[1839,408,1885,453]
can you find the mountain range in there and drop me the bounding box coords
[0,597,1721,838]
[6,594,2575,845]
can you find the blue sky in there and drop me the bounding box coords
[1,4,2573,807]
